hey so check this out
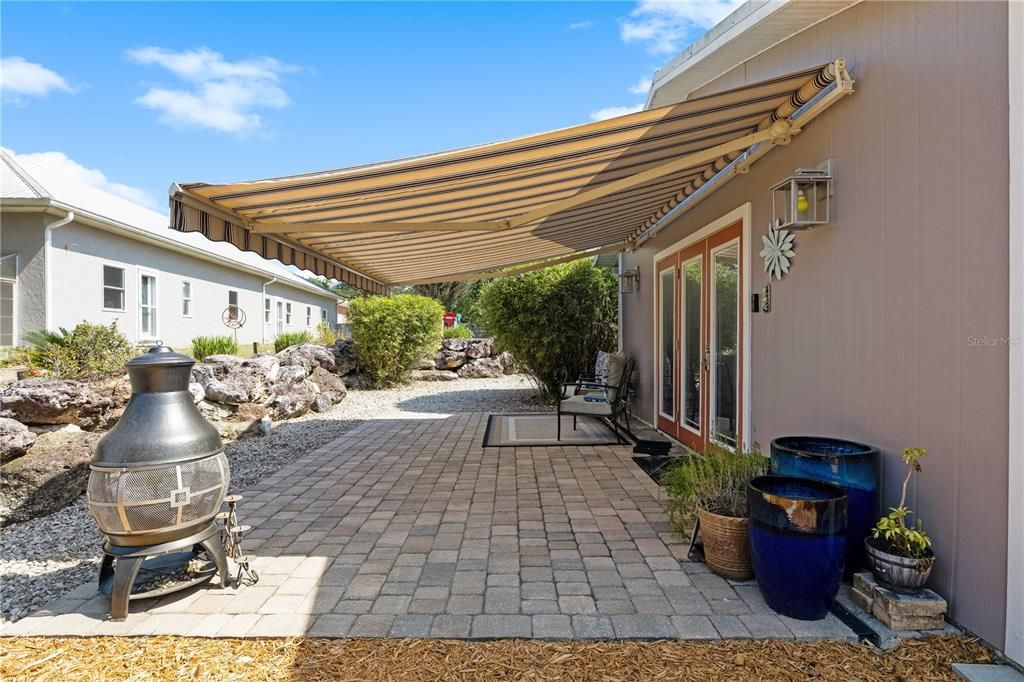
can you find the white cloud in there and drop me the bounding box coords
[2,147,158,209]
[628,76,653,95]
[0,56,75,99]
[569,20,595,30]
[590,103,643,121]
[621,0,745,54]
[125,47,297,134]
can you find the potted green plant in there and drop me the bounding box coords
[662,445,768,580]
[865,447,935,592]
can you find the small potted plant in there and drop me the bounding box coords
[662,445,768,580]
[865,447,935,592]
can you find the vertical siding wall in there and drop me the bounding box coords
[0,214,46,341]
[621,1,1009,647]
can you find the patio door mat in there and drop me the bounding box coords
[483,413,620,447]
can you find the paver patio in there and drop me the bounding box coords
[3,413,856,641]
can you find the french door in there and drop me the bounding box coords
[656,221,743,452]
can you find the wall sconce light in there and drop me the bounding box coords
[770,159,833,229]
[618,266,640,294]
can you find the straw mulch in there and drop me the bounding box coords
[0,634,993,681]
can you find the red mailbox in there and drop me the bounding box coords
[443,312,457,328]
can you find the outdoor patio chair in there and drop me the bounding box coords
[557,353,635,444]
[564,350,612,397]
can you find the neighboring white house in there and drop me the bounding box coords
[0,151,338,349]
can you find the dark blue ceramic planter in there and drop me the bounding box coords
[770,436,877,577]
[748,475,848,621]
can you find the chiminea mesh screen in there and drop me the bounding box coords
[87,452,230,535]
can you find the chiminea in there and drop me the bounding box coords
[87,345,231,619]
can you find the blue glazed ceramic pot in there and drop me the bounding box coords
[748,475,848,620]
[770,436,877,577]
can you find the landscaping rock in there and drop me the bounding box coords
[416,355,437,370]
[342,373,374,390]
[266,380,318,419]
[0,418,36,463]
[465,338,494,359]
[441,338,469,352]
[0,379,112,430]
[202,378,249,405]
[330,339,359,376]
[277,343,335,374]
[310,367,348,404]
[276,365,308,386]
[457,357,504,379]
[496,351,517,375]
[188,382,205,404]
[434,349,467,370]
[0,427,101,525]
[311,393,333,413]
[232,403,272,439]
[411,370,460,382]
[245,353,281,383]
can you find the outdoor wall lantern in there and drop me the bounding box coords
[770,159,833,229]
[618,266,640,294]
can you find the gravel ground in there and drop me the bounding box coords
[0,375,542,624]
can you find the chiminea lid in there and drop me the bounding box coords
[127,345,195,368]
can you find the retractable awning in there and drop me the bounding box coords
[170,59,853,293]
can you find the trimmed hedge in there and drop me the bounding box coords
[190,335,238,359]
[350,294,444,386]
[478,260,617,401]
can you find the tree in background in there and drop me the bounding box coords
[410,281,474,312]
[478,260,617,401]
[306,276,363,301]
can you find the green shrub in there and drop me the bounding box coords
[274,331,313,352]
[478,260,617,401]
[442,325,472,340]
[190,335,238,359]
[314,321,340,346]
[661,445,768,529]
[19,322,134,379]
[350,293,444,386]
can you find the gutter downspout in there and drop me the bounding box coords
[43,211,75,331]
[261,277,277,344]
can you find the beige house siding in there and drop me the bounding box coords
[621,0,1009,647]
[0,213,46,342]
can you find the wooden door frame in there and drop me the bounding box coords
[651,203,753,450]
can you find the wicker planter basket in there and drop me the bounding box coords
[698,507,753,581]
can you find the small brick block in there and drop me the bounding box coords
[850,586,874,613]
[871,607,946,632]
[872,584,947,618]
[853,572,879,598]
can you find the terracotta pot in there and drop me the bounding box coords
[698,507,753,581]
[864,536,935,593]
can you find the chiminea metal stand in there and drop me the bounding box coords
[99,526,230,621]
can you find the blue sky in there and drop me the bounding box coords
[1,1,738,211]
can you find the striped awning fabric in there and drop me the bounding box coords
[170,60,852,293]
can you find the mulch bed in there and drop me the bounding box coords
[0,635,993,681]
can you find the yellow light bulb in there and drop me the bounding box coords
[796,190,810,213]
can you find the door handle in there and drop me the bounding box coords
[702,345,710,373]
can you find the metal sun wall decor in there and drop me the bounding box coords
[760,218,796,280]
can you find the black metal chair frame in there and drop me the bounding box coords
[557,357,636,444]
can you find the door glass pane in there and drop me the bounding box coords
[682,258,702,431]
[140,276,156,337]
[659,269,674,417]
[711,243,739,446]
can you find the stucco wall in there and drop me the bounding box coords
[0,212,45,343]
[621,1,1009,647]
[41,218,335,348]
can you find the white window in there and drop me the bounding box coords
[103,265,125,311]
[285,302,292,325]
[139,273,157,339]
[321,308,327,322]
[264,297,271,323]
[227,290,239,321]
[306,306,312,327]
[1,254,17,346]
[181,281,192,317]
